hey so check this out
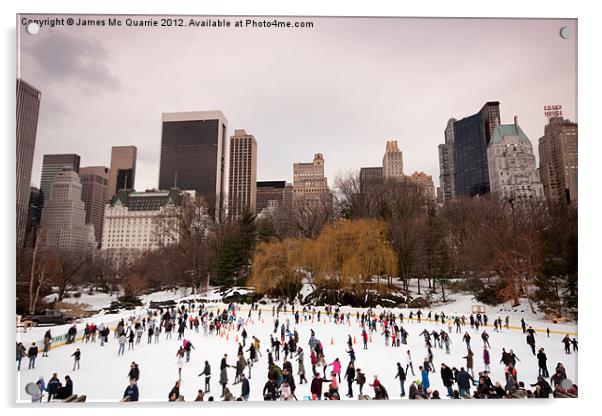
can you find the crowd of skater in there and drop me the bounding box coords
[17,301,578,402]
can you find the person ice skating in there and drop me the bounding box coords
[395,362,406,397]
[483,347,491,372]
[16,342,26,371]
[177,353,184,380]
[220,354,231,397]
[405,350,415,376]
[310,372,330,400]
[328,358,342,383]
[527,332,537,355]
[184,339,195,362]
[571,338,578,352]
[419,366,430,390]
[537,349,549,378]
[562,335,571,354]
[122,379,139,402]
[27,342,38,369]
[240,373,250,400]
[198,360,211,392]
[461,347,474,377]
[355,368,366,395]
[46,373,61,401]
[71,348,81,370]
[168,380,181,401]
[456,367,474,398]
[55,375,73,400]
[441,363,454,397]
[43,330,52,357]
[32,377,45,402]
[481,330,491,348]
[462,332,471,350]
[297,348,307,384]
[118,333,126,356]
[128,362,140,381]
[344,361,355,397]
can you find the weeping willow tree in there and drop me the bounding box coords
[248,238,304,300]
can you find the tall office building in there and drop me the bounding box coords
[438,117,457,201]
[25,186,43,247]
[16,79,41,248]
[40,170,95,250]
[159,111,227,217]
[228,129,257,219]
[359,167,383,194]
[40,153,81,206]
[107,146,137,201]
[538,117,578,206]
[292,153,331,205]
[80,166,109,246]
[453,101,501,197]
[382,140,404,180]
[487,117,544,202]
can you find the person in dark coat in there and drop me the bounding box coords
[394,362,406,397]
[123,379,139,402]
[440,363,455,397]
[46,373,61,401]
[27,343,39,369]
[220,354,231,397]
[168,380,180,401]
[128,362,140,381]
[16,342,26,371]
[456,367,474,398]
[344,361,356,398]
[537,349,549,378]
[310,372,330,400]
[240,373,250,400]
[198,361,211,392]
[55,376,73,400]
[263,378,277,400]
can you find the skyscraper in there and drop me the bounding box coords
[538,117,578,206]
[159,111,227,217]
[453,101,501,197]
[382,140,404,180]
[487,117,544,202]
[107,145,137,201]
[438,117,457,201]
[292,153,331,206]
[256,181,293,214]
[16,79,41,248]
[40,154,81,206]
[40,170,95,250]
[80,166,109,246]
[359,167,383,194]
[228,129,257,219]
[408,171,437,202]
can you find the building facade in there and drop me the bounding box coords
[408,171,437,202]
[40,154,81,207]
[438,117,457,201]
[292,153,331,206]
[40,170,95,250]
[16,79,41,248]
[538,117,578,206]
[101,189,186,266]
[359,167,383,194]
[80,166,109,246]
[107,146,137,201]
[256,181,293,214]
[228,129,257,219]
[453,101,501,197]
[487,117,544,202]
[159,111,227,217]
[382,140,404,180]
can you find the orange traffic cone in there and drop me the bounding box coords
[220,330,224,338]
[369,334,373,343]
[236,334,239,343]
[226,333,229,341]
[330,337,334,345]
[353,336,357,344]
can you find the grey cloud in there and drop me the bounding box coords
[23,30,120,94]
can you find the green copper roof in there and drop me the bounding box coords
[490,124,531,145]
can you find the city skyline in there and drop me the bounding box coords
[18,15,576,191]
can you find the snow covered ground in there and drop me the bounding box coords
[15,289,578,403]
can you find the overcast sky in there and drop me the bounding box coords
[17,15,577,190]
